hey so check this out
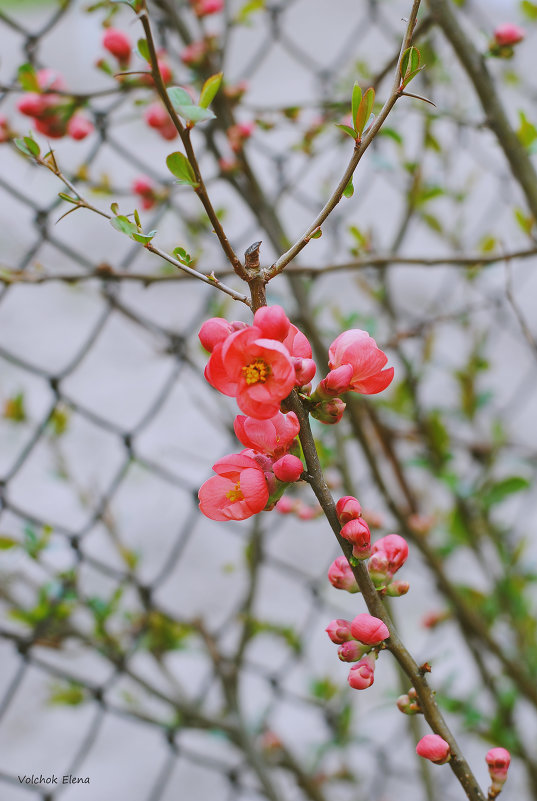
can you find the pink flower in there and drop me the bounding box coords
[367,551,390,587]
[297,503,318,520]
[371,534,408,576]
[253,305,290,342]
[181,40,208,67]
[416,735,450,764]
[340,518,371,559]
[327,556,359,593]
[348,655,376,690]
[325,619,353,644]
[494,24,525,47]
[486,748,510,784]
[198,317,247,353]
[205,327,295,419]
[144,103,177,140]
[103,28,132,64]
[336,495,362,525]
[350,613,389,645]
[328,329,394,394]
[338,640,369,662]
[192,0,224,15]
[234,411,300,458]
[272,454,303,482]
[198,453,268,521]
[67,115,93,141]
[34,115,67,138]
[385,580,409,597]
[133,176,156,209]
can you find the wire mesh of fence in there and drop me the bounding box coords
[1,0,537,799]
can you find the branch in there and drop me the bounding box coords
[265,0,423,281]
[427,0,537,220]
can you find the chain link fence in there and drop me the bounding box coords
[1,0,537,799]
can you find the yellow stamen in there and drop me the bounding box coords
[242,359,270,385]
[226,481,244,502]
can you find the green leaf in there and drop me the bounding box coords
[351,82,362,132]
[343,179,354,198]
[355,87,375,137]
[482,476,530,508]
[517,111,537,149]
[14,137,39,158]
[166,152,199,186]
[521,1,537,21]
[110,202,119,215]
[177,105,216,124]
[168,86,195,107]
[137,37,150,63]
[18,63,39,92]
[236,0,265,23]
[199,72,223,109]
[310,228,322,239]
[131,230,157,244]
[335,123,357,139]
[0,536,17,550]
[401,46,421,83]
[58,192,79,205]
[110,215,138,236]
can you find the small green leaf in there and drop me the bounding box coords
[168,86,194,108]
[110,202,119,215]
[483,476,530,508]
[351,82,362,131]
[110,215,138,236]
[24,136,40,157]
[199,72,223,109]
[131,230,157,244]
[137,37,150,63]
[18,63,40,92]
[335,123,357,139]
[166,152,199,186]
[521,1,537,21]
[311,228,322,239]
[236,0,265,23]
[133,208,142,228]
[14,138,37,158]
[0,536,17,550]
[58,192,79,205]
[401,46,421,83]
[343,179,354,198]
[355,87,375,137]
[176,105,216,124]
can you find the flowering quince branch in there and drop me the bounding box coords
[265,0,423,281]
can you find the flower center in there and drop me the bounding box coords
[226,481,244,502]
[242,359,270,385]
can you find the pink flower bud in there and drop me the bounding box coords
[297,503,317,520]
[253,305,290,342]
[103,28,132,64]
[17,93,48,118]
[340,519,371,559]
[336,495,362,525]
[181,40,208,67]
[385,580,409,597]
[486,748,510,784]
[328,329,394,395]
[272,454,303,483]
[338,640,369,662]
[37,69,66,91]
[275,496,294,514]
[327,556,359,593]
[293,357,317,387]
[350,613,389,645]
[194,0,224,15]
[157,59,173,85]
[494,24,525,47]
[67,114,93,141]
[145,103,169,129]
[34,115,67,138]
[371,534,408,575]
[397,694,419,715]
[316,364,354,398]
[325,619,353,644]
[416,735,450,764]
[310,397,345,425]
[367,551,390,587]
[347,654,376,690]
[199,317,234,352]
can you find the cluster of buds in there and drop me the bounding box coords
[486,747,511,798]
[132,176,163,210]
[274,496,323,520]
[327,497,409,594]
[16,69,93,140]
[489,23,525,58]
[100,29,173,85]
[396,686,421,715]
[326,614,389,690]
[144,103,178,140]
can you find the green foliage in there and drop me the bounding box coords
[48,681,87,706]
[166,152,199,187]
[167,86,216,124]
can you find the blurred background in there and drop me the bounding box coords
[1,0,537,799]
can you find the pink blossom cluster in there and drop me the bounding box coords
[489,23,525,58]
[325,614,389,690]
[144,103,178,141]
[198,306,313,521]
[101,29,173,86]
[327,497,409,594]
[17,69,93,140]
[274,496,323,521]
[132,177,159,210]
